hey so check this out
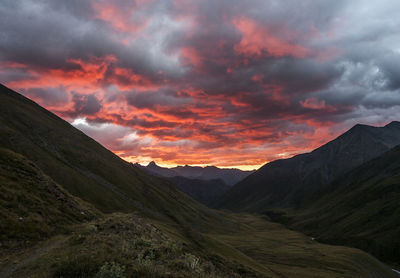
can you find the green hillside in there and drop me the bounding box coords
[280,145,400,267]
[0,147,99,248]
[0,84,396,277]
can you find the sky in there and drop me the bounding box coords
[1,0,400,170]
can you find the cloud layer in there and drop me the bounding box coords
[1,0,400,169]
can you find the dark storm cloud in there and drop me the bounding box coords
[70,92,102,116]
[377,53,400,91]
[2,0,400,166]
[125,88,191,109]
[0,0,182,82]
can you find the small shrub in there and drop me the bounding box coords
[184,253,201,272]
[133,236,152,248]
[96,262,126,278]
[87,224,98,233]
[136,252,152,267]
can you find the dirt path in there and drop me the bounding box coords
[0,236,68,278]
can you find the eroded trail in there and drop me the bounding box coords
[0,236,68,278]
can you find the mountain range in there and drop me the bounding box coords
[1,83,397,277]
[135,161,252,205]
[136,161,254,185]
[216,121,400,211]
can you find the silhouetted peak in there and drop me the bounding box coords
[385,121,400,128]
[148,161,157,167]
[351,123,371,130]
[344,123,374,136]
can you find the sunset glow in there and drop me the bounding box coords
[2,0,400,169]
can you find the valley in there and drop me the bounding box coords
[1,84,399,277]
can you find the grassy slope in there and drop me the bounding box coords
[282,145,400,266]
[166,176,230,206]
[0,84,396,277]
[0,148,99,248]
[0,84,226,226]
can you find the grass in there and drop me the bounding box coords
[0,148,99,249]
[5,214,245,278]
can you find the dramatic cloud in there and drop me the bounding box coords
[1,0,400,169]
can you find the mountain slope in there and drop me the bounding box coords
[0,83,214,223]
[217,122,400,211]
[0,84,397,277]
[285,144,400,266]
[166,176,230,206]
[136,162,231,205]
[0,147,99,248]
[137,161,247,206]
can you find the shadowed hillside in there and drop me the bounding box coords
[281,144,400,267]
[217,122,400,211]
[0,147,99,249]
[166,176,230,206]
[136,162,232,205]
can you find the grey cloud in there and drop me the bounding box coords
[124,88,191,109]
[24,86,69,106]
[71,92,102,116]
[2,0,400,146]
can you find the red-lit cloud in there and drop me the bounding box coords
[233,17,310,58]
[1,0,400,169]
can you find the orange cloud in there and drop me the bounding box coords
[92,2,150,34]
[233,17,310,58]
[181,47,203,68]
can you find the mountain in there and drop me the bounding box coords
[283,144,400,266]
[137,161,254,186]
[0,84,396,277]
[138,161,180,178]
[216,122,400,212]
[136,162,233,205]
[166,176,230,206]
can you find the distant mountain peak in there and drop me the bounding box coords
[350,123,372,131]
[138,161,254,186]
[385,121,400,128]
